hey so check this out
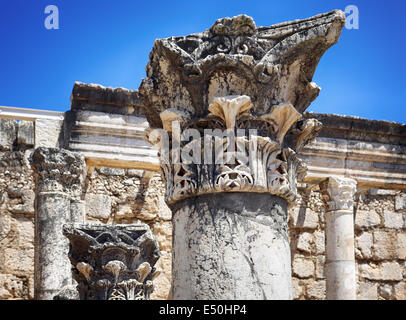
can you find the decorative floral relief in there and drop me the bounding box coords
[320,176,357,211]
[147,95,320,205]
[57,223,161,300]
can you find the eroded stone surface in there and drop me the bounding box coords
[85,194,111,220]
[171,193,292,299]
[31,147,86,300]
[358,282,378,300]
[59,223,160,300]
[140,11,345,128]
[141,12,345,301]
[355,210,381,229]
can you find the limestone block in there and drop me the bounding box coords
[0,119,16,150]
[8,189,35,215]
[293,256,314,278]
[383,211,403,229]
[34,119,63,148]
[394,282,406,300]
[28,275,34,299]
[151,221,172,252]
[15,217,34,249]
[314,230,325,254]
[297,232,313,254]
[115,202,133,218]
[381,262,403,281]
[373,231,395,260]
[123,178,133,186]
[395,194,406,212]
[396,233,406,260]
[358,282,378,300]
[379,284,393,300]
[128,169,145,177]
[4,248,34,272]
[157,201,172,221]
[0,274,26,299]
[315,255,325,279]
[17,120,34,146]
[356,232,373,259]
[98,167,125,176]
[150,251,172,300]
[0,213,11,238]
[355,210,381,229]
[359,263,381,281]
[292,278,302,299]
[289,207,319,230]
[85,194,112,220]
[307,280,326,300]
[136,208,158,221]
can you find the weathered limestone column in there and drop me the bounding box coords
[140,12,345,299]
[320,176,357,300]
[31,147,86,300]
[58,223,161,300]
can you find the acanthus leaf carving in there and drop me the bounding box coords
[208,95,252,129]
[320,176,357,211]
[59,223,161,300]
[142,11,345,206]
[148,95,310,205]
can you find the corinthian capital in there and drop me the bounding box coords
[141,12,345,205]
[61,223,161,300]
[320,176,357,211]
[31,147,86,197]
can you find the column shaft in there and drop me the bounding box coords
[171,193,292,299]
[325,209,356,299]
[35,192,71,299]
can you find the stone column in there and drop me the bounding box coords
[320,176,357,300]
[31,147,86,300]
[139,12,345,299]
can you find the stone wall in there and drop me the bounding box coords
[83,167,172,300]
[0,118,405,300]
[82,172,406,300]
[290,187,406,300]
[0,119,35,299]
[355,191,406,300]
[289,188,327,300]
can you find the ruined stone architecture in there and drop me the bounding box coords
[0,11,405,300]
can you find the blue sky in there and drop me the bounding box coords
[0,0,405,123]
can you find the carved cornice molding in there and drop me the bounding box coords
[61,223,161,300]
[31,147,86,198]
[320,176,357,211]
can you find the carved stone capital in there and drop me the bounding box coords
[320,176,357,211]
[148,95,315,205]
[142,12,345,205]
[61,223,161,300]
[31,147,86,199]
